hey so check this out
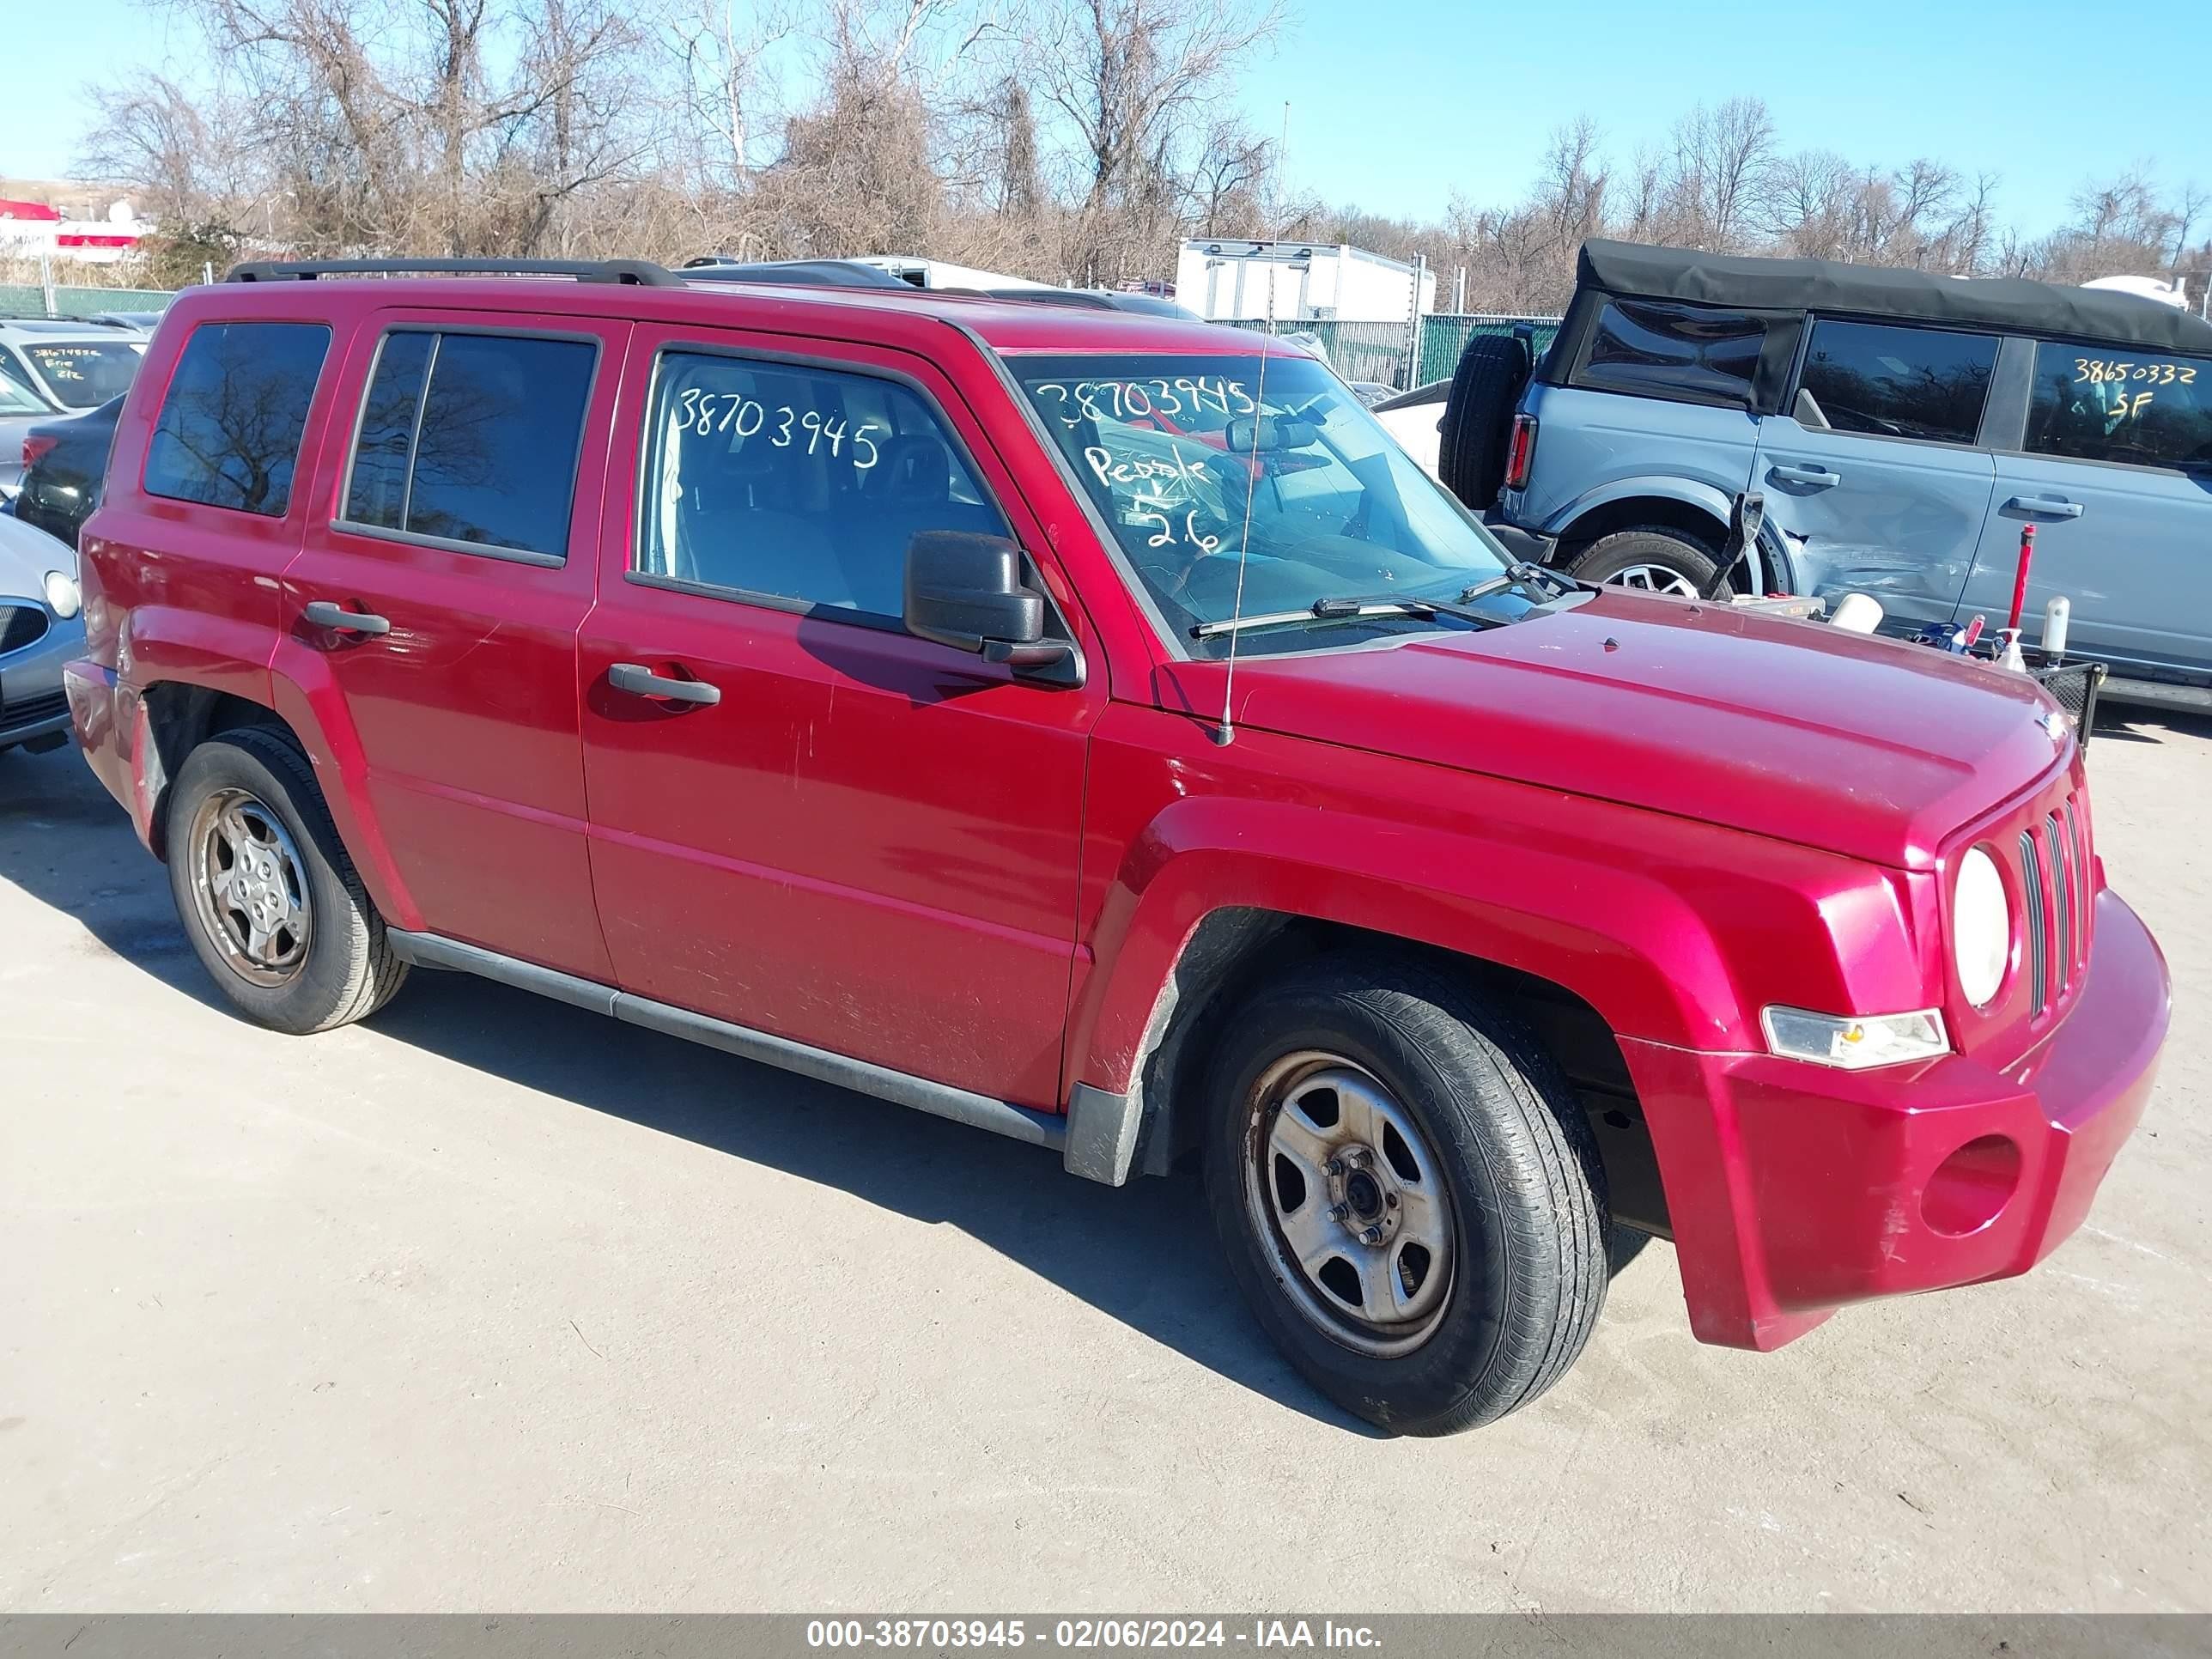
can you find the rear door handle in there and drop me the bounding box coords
[302,599,392,635]
[1769,463,1841,489]
[609,662,721,707]
[2005,495,2085,520]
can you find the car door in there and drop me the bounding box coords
[1959,338,2212,683]
[281,310,627,981]
[577,325,1105,1109]
[1753,317,2001,633]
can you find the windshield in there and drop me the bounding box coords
[22,340,143,410]
[1013,353,1510,655]
[0,373,47,416]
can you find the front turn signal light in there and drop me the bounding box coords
[1760,1006,1949,1071]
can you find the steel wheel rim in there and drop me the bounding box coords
[188,787,312,988]
[1607,562,1700,598]
[1241,1050,1456,1358]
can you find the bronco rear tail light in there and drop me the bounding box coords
[20,434,58,471]
[1504,415,1537,490]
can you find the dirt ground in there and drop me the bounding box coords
[2,708,2206,1613]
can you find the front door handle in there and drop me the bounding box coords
[609,662,721,707]
[2005,495,2085,520]
[1769,463,1842,489]
[302,599,392,635]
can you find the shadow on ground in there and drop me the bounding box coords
[0,743,1372,1433]
[2091,702,2212,747]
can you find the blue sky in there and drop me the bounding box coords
[5,0,2207,240]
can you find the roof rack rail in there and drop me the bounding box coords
[681,257,912,290]
[222,257,684,288]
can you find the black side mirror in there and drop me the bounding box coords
[902,531,1081,685]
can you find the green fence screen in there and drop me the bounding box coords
[0,283,178,319]
[1229,314,1560,392]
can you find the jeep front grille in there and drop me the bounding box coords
[2018,793,2091,1018]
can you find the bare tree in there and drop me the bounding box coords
[1024,0,1281,283]
[1188,118,1269,235]
[1665,96,1777,252]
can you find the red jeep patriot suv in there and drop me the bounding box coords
[65,258,2170,1435]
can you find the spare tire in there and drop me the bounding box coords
[1437,332,1532,510]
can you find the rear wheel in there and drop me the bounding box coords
[1565,526,1722,599]
[166,727,407,1034]
[1202,955,1609,1435]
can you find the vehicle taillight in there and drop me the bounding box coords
[1503,415,1537,491]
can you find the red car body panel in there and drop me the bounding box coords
[574,322,1105,1106]
[273,305,633,981]
[63,273,2169,1356]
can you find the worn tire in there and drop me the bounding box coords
[1565,526,1723,598]
[164,727,408,1034]
[1436,333,1531,510]
[1201,954,1609,1436]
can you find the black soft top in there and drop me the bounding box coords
[1578,239,2212,354]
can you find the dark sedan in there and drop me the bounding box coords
[12,395,123,549]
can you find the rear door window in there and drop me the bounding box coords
[2024,342,2212,471]
[1577,299,1767,404]
[1796,319,1997,446]
[144,321,332,517]
[339,329,598,561]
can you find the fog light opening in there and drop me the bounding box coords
[1922,1134,2022,1237]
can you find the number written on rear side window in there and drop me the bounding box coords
[340,329,597,561]
[1577,299,1768,405]
[1795,319,1997,447]
[144,322,332,517]
[2026,341,2212,471]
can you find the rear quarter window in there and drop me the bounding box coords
[1575,299,1768,404]
[144,321,332,517]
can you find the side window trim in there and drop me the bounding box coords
[1976,336,2036,452]
[624,337,1036,635]
[331,321,603,567]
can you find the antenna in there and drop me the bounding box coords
[1212,100,1291,748]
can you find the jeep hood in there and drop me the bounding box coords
[1166,592,2068,869]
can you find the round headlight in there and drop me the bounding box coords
[42,568,81,621]
[1954,845,2010,1008]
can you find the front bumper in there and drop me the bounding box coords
[1625,887,2169,1351]
[0,605,82,750]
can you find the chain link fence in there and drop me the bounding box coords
[1417,315,1561,386]
[0,282,177,319]
[1231,313,1561,393]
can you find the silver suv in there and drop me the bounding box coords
[1438,242,2212,711]
[0,317,147,414]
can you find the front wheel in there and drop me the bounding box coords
[1202,957,1609,1435]
[1565,526,1722,598]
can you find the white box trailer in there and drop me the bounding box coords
[1175,239,1437,324]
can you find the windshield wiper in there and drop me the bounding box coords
[1458,561,1581,605]
[1192,593,1502,641]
